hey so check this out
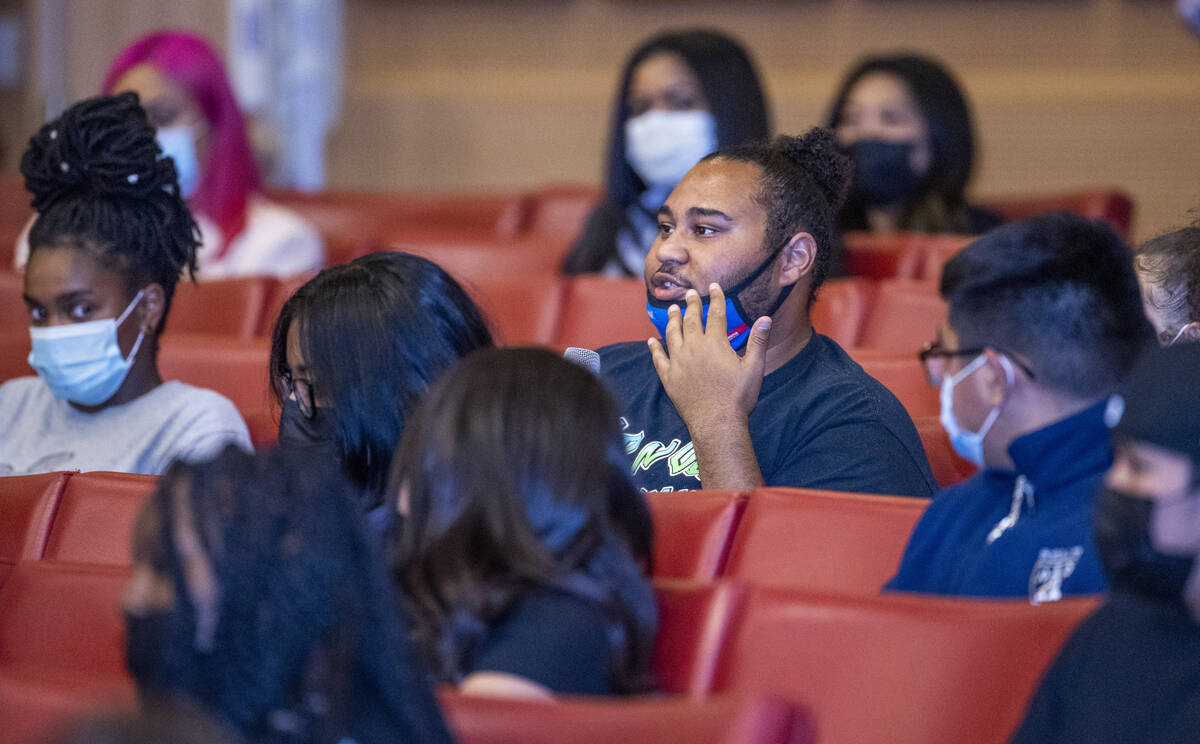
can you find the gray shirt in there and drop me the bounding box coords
[0,376,252,476]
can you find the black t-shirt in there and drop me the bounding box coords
[466,590,612,695]
[598,333,937,496]
[1011,591,1200,744]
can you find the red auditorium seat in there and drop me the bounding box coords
[913,233,974,281]
[554,276,652,350]
[723,488,928,593]
[809,277,875,348]
[0,561,136,744]
[519,183,603,241]
[653,580,744,697]
[170,276,277,340]
[0,332,30,383]
[442,692,812,744]
[710,585,1100,744]
[858,278,945,352]
[40,471,156,565]
[459,273,566,347]
[0,473,69,587]
[257,271,317,338]
[0,271,26,330]
[646,491,747,581]
[852,348,940,419]
[158,334,273,416]
[980,188,1134,240]
[0,175,31,271]
[843,231,924,280]
[913,415,978,488]
[390,236,569,286]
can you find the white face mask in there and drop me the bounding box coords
[939,353,1014,468]
[156,125,200,199]
[624,109,718,190]
[27,290,146,407]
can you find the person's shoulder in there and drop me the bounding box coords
[787,335,904,415]
[0,375,48,399]
[598,340,654,372]
[148,382,246,423]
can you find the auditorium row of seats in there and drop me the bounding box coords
[0,471,1098,744]
[0,173,1134,274]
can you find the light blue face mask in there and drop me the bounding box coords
[939,353,1014,468]
[156,125,200,199]
[28,290,146,406]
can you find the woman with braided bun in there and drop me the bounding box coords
[0,92,251,476]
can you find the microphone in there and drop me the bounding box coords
[563,347,601,375]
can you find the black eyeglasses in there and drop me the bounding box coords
[918,342,1036,386]
[280,370,315,419]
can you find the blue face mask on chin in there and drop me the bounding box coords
[646,248,794,351]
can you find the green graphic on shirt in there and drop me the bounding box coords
[621,418,701,481]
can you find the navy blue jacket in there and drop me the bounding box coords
[885,402,1111,601]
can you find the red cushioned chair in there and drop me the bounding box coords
[0,561,136,744]
[913,233,975,281]
[256,271,317,338]
[554,276,652,351]
[914,415,978,488]
[858,278,945,352]
[0,175,31,271]
[653,580,744,697]
[809,277,875,349]
[458,273,566,347]
[519,183,604,242]
[852,348,940,419]
[0,332,31,384]
[0,473,69,588]
[441,691,812,744]
[389,236,569,287]
[843,231,926,280]
[646,491,747,581]
[158,334,273,417]
[723,488,928,594]
[980,188,1134,240]
[169,276,278,341]
[39,471,156,566]
[0,270,26,331]
[710,585,1100,744]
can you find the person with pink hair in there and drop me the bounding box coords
[15,30,324,279]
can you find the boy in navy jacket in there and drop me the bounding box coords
[886,212,1153,602]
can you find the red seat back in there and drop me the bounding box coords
[170,276,277,340]
[258,271,317,338]
[158,334,272,416]
[0,332,31,383]
[554,276,652,350]
[912,233,975,281]
[809,277,875,348]
[852,348,940,419]
[0,271,26,331]
[843,232,924,280]
[858,279,945,352]
[646,491,746,581]
[442,692,812,744]
[40,472,156,566]
[390,237,568,286]
[711,585,1100,744]
[913,415,978,488]
[0,473,68,585]
[653,580,744,697]
[980,188,1134,240]
[723,488,928,593]
[520,183,603,241]
[459,273,565,347]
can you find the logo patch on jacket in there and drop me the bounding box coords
[1028,546,1084,605]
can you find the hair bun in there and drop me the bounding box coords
[778,127,853,213]
[21,92,178,213]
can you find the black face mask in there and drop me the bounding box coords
[278,398,339,452]
[124,610,205,700]
[847,139,921,207]
[1094,487,1197,602]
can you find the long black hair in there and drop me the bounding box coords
[269,251,494,505]
[826,52,979,234]
[564,29,770,274]
[21,92,199,335]
[389,347,657,694]
[131,447,454,744]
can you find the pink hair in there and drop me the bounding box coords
[103,30,260,257]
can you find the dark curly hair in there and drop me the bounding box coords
[708,127,853,305]
[131,446,453,744]
[21,92,199,334]
[1137,226,1200,341]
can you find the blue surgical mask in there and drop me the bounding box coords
[939,353,1013,468]
[28,290,146,406]
[646,247,795,351]
[156,125,200,199]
